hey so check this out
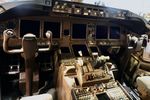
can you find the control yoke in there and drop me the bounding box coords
[3,29,52,96]
[3,29,23,53]
[3,29,52,53]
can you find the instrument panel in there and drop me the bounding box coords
[0,16,125,48]
[59,48,132,100]
[72,81,132,100]
[52,0,128,19]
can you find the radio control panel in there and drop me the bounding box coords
[72,82,132,100]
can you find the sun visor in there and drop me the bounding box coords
[0,1,52,21]
[110,17,150,34]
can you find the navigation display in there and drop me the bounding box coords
[20,20,40,37]
[72,24,86,39]
[96,25,108,39]
[44,21,60,38]
[110,26,120,39]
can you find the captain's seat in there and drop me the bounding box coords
[137,76,150,99]
[20,88,55,100]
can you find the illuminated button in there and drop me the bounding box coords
[55,1,58,5]
[100,11,104,16]
[88,10,91,13]
[56,5,60,9]
[61,5,65,9]
[84,12,88,15]
[77,9,80,13]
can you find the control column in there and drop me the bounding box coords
[22,34,37,96]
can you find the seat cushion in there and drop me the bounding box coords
[137,76,150,98]
[21,88,55,100]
